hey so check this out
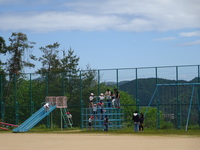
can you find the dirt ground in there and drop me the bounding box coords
[0,133,199,150]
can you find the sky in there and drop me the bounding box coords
[0,0,200,73]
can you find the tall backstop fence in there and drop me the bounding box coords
[0,64,200,130]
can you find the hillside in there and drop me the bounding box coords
[119,77,198,105]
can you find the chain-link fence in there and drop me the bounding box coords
[0,65,200,130]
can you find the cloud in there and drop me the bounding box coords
[179,31,200,37]
[179,40,200,46]
[0,0,200,32]
[155,37,177,41]
[0,12,124,32]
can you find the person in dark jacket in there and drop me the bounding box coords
[104,115,112,131]
[139,113,144,132]
[132,111,140,132]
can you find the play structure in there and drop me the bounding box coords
[81,96,124,130]
[144,83,200,131]
[13,96,72,132]
[0,122,18,130]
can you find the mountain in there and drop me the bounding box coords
[119,77,199,105]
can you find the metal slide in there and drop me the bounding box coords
[13,105,56,132]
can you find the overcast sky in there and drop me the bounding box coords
[0,0,200,73]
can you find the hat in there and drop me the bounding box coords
[90,93,94,96]
[100,93,104,96]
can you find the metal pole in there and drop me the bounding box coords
[185,85,195,131]
[157,99,160,129]
[137,99,140,112]
[79,71,83,129]
[46,73,50,128]
[198,65,200,128]
[176,66,180,129]
[62,72,65,96]
[155,67,158,85]
[116,69,119,90]
[135,68,138,101]
[61,109,63,130]
[177,98,181,129]
[98,70,100,96]
[30,73,33,115]
[14,74,19,125]
[0,74,2,120]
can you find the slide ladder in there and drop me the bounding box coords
[61,108,73,128]
[13,105,56,132]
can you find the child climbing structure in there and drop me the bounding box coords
[81,94,124,130]
[13,96,72,132]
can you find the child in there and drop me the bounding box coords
[88,116,92,130]
[105,89,111,107]
[66,112,73,125]
[92,103,98,119]
[99,93,105,103]
[104,115,112,131]
[98,103,105,120]
[44,102,50,112]
[111,92,116,108]
[114,89,120,108]
[89,93,95,108]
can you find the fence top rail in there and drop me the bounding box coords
[156,83,200,86]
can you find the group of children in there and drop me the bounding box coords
[88,89,120,131]
[89,89,120,109]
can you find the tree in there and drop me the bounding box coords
[60,48,80,103]
[6,32,36,74]
[37,42,61,74]
[0,36,6,54]
[0,36,6,74]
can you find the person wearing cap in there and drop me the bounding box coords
[89,93,95,108]
[66,112,73,125]
[99,93,105,103]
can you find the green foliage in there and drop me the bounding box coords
[120,91,136,122]
[140,107,158,129]
[160,121,175,129]
[6,32,36,74]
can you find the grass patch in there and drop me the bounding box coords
[1,127,200,136]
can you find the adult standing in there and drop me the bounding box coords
[139,113,144,132]
[132,111,140,132]
[114,89,120,108]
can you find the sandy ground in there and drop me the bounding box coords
[0,133,200,150]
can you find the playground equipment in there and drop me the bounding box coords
[45,96,73,129]
[144,83,200,131]
[81,96,124,130]
[13,96,71,132]
[0,122,18,130]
